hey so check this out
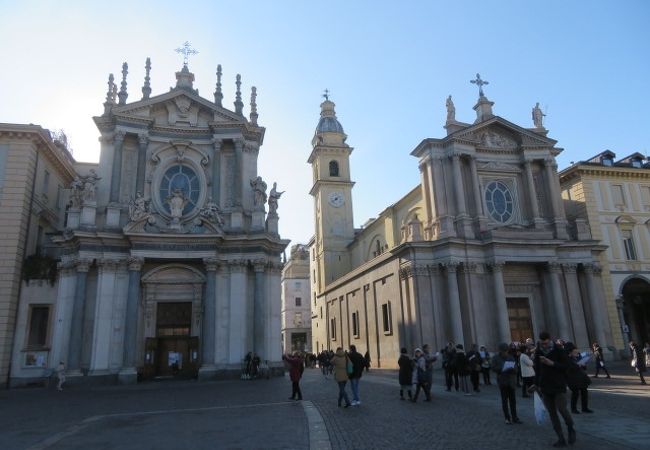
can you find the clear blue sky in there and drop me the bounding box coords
[1,1,648,247]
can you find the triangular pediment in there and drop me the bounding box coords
[450,116,557,149]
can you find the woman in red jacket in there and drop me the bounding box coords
[283,352,305,400]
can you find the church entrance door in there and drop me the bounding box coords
[622,277,650,345]
[154,302,199,378]
[507,297,533,343]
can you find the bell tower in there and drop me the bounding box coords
[308,95,355,288]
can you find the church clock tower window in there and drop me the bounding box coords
[329,160,339,177]
[159,164,201,216]
[485,181,514,223]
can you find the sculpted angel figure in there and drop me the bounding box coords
[199,197,224,227]
[81,169,101,203]
[69,176,84,208]
[268,182,285,214]
[129,192,150,222]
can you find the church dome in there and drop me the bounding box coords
[315,99,344,134]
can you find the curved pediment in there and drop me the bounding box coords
[141,264,206,284]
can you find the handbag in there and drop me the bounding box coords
[533,392,548,425]
[346,356,354,375]
[630,357,637,368]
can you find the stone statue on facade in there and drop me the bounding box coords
[69,176,84,208]
[250,176,267,207]
[129,192,151,222]
[532,102,546,128]
[268,182,284,214]
[446,95,456,122]
[166,189,187,219]
[80,169,101,203]
[199,197,224,227]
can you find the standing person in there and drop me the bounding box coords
[283,352,304,400]
[347,345,365,406]
[55,361,66,391]
[467,344,483,393]
[644,342,650,367]
[455,344,471,395]
[411,348,430,402]
[564,342,593,414]
[441,342,458,391]
[331,347,351,408]
[534,331,576,447]
[364,351,371,372]
[520,344,535,398]
[629,341,647,385]
[491,343,521,425]
[479,345,492,385]
[592,342,610,378]
[398,347,413,400]
[422,344,437,400]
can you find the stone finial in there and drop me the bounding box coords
[234,74,243,115]
[250,86,258,125]
[111,84,117,103]
[103,73,116,115]
[142,57,152,100]
[214,64,223,107]
[118,62,129,105]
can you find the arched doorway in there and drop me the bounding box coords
[621,277,650,345]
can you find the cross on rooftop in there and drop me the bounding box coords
[470,73,489,97]
[322,89,330,101]
[175,41,199,66]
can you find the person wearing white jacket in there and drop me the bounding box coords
[520,345,536,398]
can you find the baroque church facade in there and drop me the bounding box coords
[4,59,288,386]
[309,83,616,367]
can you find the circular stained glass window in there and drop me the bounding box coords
[159,165,200,216]
[485,181,514,223]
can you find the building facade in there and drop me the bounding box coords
[561,151,650,350]
[6,60,288,387]
[310,89,615,368]
[281,244,311,353]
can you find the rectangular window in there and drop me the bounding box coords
[55,185,63,210]
[622,230,637,260]
[295,297,302,307]
[612,184,626,208]
[330,318,337,340]
[43,170,50,194]
[320,306,323,318]
[352,311,360,338]
[381,302,392,335]
[294,281,301,289]
[641,186,650,211]
[27,305,50,349]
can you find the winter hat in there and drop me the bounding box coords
[414,348,423,354]
[400,347,408,354]
[564,342,576,353]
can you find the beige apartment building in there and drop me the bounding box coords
[281,244,311,353]
[561,151,650,351]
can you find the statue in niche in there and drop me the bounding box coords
[129,192,151,222]
[166,189,188,219]
[532,102,546,128]
[250,176,267,207]
[69,176,84,208]
[268,182,285,214]
[199,197,224,227]
[446,95,456,122]
[82,169,101,202]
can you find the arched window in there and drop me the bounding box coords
[329,160,339,177]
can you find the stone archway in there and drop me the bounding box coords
[621,277,650,345]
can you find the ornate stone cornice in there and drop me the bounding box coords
[127,256,144,271]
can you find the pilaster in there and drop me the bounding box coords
[118,256,143,384]
[547,262,571,340]
[443,261,464,346]
[199,257,219,380]
[488,262,511,344]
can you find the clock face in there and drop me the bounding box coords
[328,191,344,208]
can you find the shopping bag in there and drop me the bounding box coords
[533,392,548,425]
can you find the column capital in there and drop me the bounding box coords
[127,256,144,271]
[442,261,460,273]
[227,259,248,273]
[234,139,244,151]
[211,137,223,148]
[57,260,77,275]
[252,258,267,272]
[75,258,92,273]
[97,258,119,273]
[203,257,220,272]
[113,129,126,146]
[547,261,562,273]
[562,263,578,274]
[138,133,148,148]
[583,262,601,275]
[488,261,505,273]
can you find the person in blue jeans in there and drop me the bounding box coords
[348,344,366,406]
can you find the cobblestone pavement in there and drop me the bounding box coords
[0,361,647,450]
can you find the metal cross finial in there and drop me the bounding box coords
[470,73,489,97]
[323,89,330,101]
[175,41,199,66]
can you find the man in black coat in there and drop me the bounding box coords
[534,331,576,448]
[348,345,366,406]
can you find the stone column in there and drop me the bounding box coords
[451,153,466,216]
[547,263,571,340]
[118,257,143,384]
[544,157,568,238]
[234,139,244,207]
[615,296,630,350]
[562,264,589,348]
[135,133,148,195]
[469,156,487,233]
[67,259,91,374]
[90,258,119,374]
[489,262,511,344]
[584,263,609,347]
[109,131,125,203]
[267,262,283,364]
[215,260,230,366]
[253,259,266,357]
[444,262,465,346]
[199,258,218,380]
[228,260,247,364]
[211,138,222,204]
[524,158,542,226]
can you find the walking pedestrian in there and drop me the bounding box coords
[492,343,521,424]
[534,331,576,447]
[422,344,437,399]
[347,345,365,405]
[283,352,304,400]
[455,344,471,395]
[479,345,492,385]
[467,344,483,392]
[331,347,351,408]
[591,342,610,378]
[398,347,413,400]
[441,342,458,391]
[629,341,647,385]
[564,342,593,414]
[55,361,65,391]
[411,348,430,402]
[520,344,535,398]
